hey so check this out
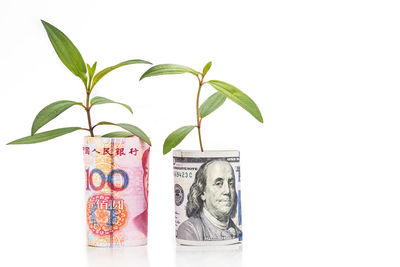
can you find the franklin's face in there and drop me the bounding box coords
[201,161,235,220]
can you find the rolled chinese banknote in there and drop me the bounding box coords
[83,136,150,247]
[173,150,242,245]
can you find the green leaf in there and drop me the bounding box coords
[41,20,87,83]
[163,125,196,155]
[8,127,82,145]
[207,80,263,123]
[31,100,81,135]
[87,62,97,82]
[90,96,133,114]
[203,61,212,76]
[140,64,201,80]
[199,92,226,119]
[97,121,114,126]
[97,121,151,146]
[116,123,151,146]
[92,59,152,88]
[102,131,134,137]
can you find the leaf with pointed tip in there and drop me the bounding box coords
[87,62,97,82]
[207,80,263,123]
[97,121,114,126]
[90,96,132,114]
[86,64,91,78]
[97,121,151,145]
[199,92,226,119]
[92,59,152,88]
[203,61,212,76]
[8,127,82,145]
[163,125,196,155]
[41,20,87,83]
[31,100,81,135]
[116,123,151,146]
[102,131,134,137]
[140,64,201,80]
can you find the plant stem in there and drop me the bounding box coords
[196,75,204,152]
[85,91,94,137]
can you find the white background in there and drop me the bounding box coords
[0,0,399,266]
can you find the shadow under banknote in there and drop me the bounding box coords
[175,243,243,267]
[87,246,150,267]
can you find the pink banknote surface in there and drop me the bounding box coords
[84,137,150,247]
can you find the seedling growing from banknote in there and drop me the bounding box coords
[8,20,151,145]
[140,63,263,154]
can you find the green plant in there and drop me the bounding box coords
[140,62,263,154]
[8,20,152,146]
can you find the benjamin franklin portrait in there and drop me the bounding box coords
[177,159,242,241]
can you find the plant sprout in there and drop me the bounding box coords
[140,62,263,154]
[8,20,152,146]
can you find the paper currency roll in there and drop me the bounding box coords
[83,136,150,247]
[173,150,242,245]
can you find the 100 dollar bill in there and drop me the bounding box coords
[173,150,242,245]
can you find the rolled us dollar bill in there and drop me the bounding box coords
[83,137,150,247]
[173,150,242,245]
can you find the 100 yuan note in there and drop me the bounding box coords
[84,137,150,247]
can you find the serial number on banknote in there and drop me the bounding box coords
[174,171,193,178]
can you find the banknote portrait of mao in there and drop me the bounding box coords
[177,159,242,241]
